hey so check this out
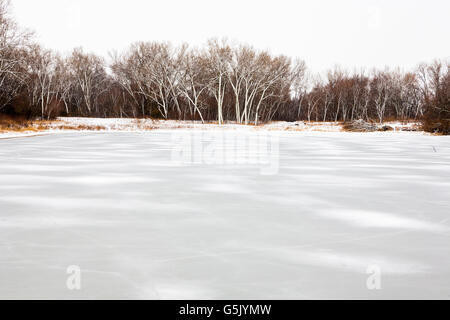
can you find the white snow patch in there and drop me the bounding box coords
[317,210,448,232]
[276,249,430,275]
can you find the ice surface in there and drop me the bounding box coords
[0,131,449,299]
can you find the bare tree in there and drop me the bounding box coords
[372,70,392,124]
[205,39,231,125]
[253,54,291,125]
[0,0,31,111]
[178,48,209,122]
[290,59,308,120]
[26,45,60,119]
[67,48,108,116]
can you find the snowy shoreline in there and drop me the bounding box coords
[0,117,425,139]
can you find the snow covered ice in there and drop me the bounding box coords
[0,130,450,299]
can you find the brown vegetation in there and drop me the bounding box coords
[57,125,107,131]
[0,115,38,132]
[342,120,377,132]
[0,115,107,132]
[418,62,450,134]
[377,125,394,132]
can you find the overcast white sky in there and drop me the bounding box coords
[10,0,450,72]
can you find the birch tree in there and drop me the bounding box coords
[373,71,392,124]
[67,48,107,115]
[178,49,208,122]
[253,54,291,125]
[205,39,231,125]
[26,45,60,119]
[291,60,308,120]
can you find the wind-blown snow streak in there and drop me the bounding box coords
[317,210,448,232]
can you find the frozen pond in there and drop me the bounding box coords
[1,131,450,299]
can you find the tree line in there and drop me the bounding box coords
[1,0,449,132]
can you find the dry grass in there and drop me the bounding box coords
[281,122,342,132]
[342,120,378,132]
[57,124,107,131]
[0,116,36,133]
[0,115,108,133]
[133,119,157,130]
